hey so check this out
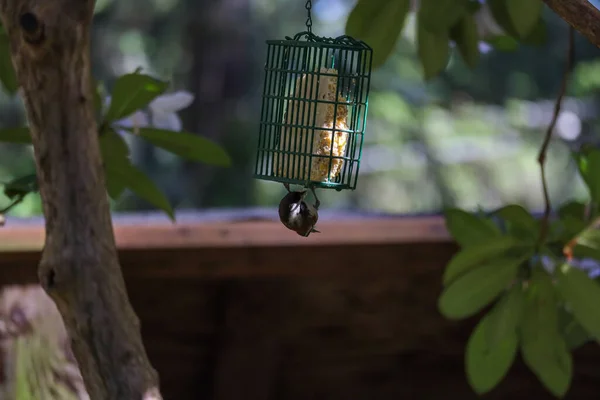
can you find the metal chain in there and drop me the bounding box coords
[305,0,312,33]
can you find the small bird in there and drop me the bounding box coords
[278,183,320,237]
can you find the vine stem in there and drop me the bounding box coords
[537,26,575,246]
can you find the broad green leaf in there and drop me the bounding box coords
[345,0,411,68]
[521,268,572,397]
[3,174,38,199]
[575,148,600,204]
[99,128,130,199]
[443,236,528,285]
[465,313,517,394]
[0,127,31,144]
[104,73,168,123]
[486,283,525,347]
[558,307,591,350]
[494,204,538,241]
[0,32,17,95]
[104,156,174,220]
[417,22,450,80]
[488,0,543,39]
[438,256,520,319]
[572,244,600,261]
[574,228,600,254]
[556,263,600,342]
[449,13,480,69]
[418,0,469,34]
[558,200,587,221]
[484,35,519,52]
[444,208,501,247]
[128,127,232,167]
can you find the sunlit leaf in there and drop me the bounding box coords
[438,256,520,319]
[0,127,31,144]
[556,263,600,342]
[521,268,572,397]
[345,0,411,68]
[444,208,500,247]
[419,0,469,34]
[126,127,232,167]
[104,72,169,123]
[465,313,517,394]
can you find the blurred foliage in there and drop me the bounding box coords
[0,0,598,219]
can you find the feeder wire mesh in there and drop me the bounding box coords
[254,3,372,191]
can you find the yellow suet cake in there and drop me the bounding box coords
[275,67,350,183]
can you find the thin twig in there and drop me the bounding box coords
[537,26,575,246]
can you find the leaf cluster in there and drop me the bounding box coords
[346,0,546,77]
[440,148,600,398]
[0,44,231,220]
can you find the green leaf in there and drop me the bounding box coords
[104,155,174,220]
[417,22,450,80]
[438,256,521,320]
[444,208,501,247]
[126,127,232,167]
[558,200,587,221]
[0,32,17,95]
[104,72,168,123]
[0,127,32,144]
[443,236,529,285]
[494,204,538,240]
[556,263,600,342]
[521,268,573,398]
[418,0,469,34]
[99,128,130,199]
[488,0,543,39]
[465,313,517,395]
[345,0,411,68]
[521,18,547,46]
[486,283,525,347]
[484,35,519,52]
[3,174,38,199]
[449,13,480,69]
[576,148,600,204]
[558,307,591,350]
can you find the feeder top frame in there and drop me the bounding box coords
[266,31,372,52]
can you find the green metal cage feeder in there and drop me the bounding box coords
[253,23,372,192]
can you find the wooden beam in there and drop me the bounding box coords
[0,212,451,252]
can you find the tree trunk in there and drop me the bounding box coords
[0,1,162,399]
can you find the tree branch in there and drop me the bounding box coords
[542,0,600,47]
[537,26,575,245]
[0,1,162,398]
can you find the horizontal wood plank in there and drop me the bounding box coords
[0,210,451,252]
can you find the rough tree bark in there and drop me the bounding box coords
[542,0,600,47]
[0,1,162,399]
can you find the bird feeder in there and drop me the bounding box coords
[254,19,372,192]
